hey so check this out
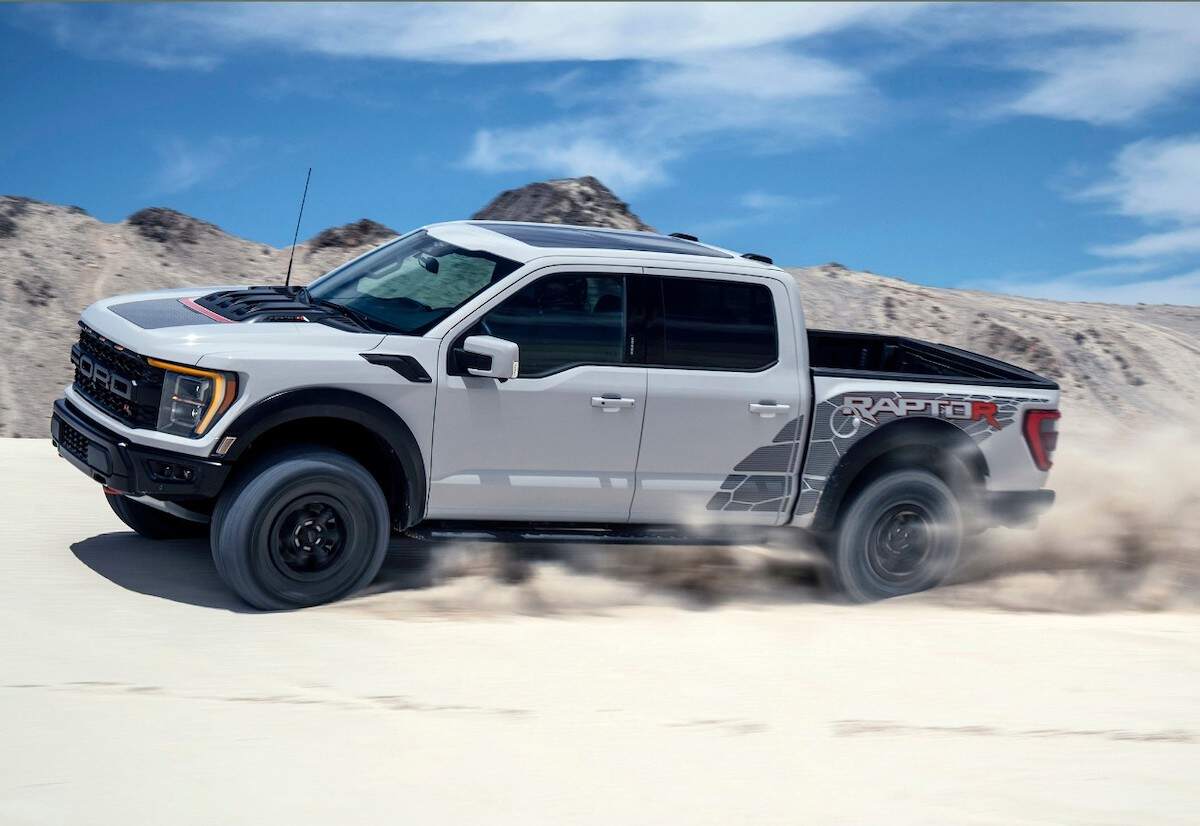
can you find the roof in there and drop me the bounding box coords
[472,221,733,258]
[424,220,777,269]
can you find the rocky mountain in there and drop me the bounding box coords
[0,182,1198,437]
[472,176,654,231]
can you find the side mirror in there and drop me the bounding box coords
[456,335,519,379]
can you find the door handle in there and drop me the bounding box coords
[592,394,637,413]
[749,401,791,418]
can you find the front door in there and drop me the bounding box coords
[427,268,646,522]
[630,271,805,525]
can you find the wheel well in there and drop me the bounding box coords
[234,417,409,530]
[218,387,427,530]
[809,418,988,533]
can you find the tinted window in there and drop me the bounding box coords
[655,277,777,370]
[477,274,626,377]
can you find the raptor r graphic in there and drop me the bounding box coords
[838,395,1002,429]
[50,220,1059,607]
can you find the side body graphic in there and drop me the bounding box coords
[792,387,1044,523]
[706,416,806,514]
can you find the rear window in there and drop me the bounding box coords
[652,277,777,370]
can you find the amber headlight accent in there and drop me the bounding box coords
[148,359,238,437]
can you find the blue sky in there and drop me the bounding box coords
[2,3,1200,304]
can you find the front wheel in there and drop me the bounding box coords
[211,449,390,610]
[829,469,962,602]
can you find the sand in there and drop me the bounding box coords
[1,436,1198,824]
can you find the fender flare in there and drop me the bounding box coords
[807,417,989,533]
[218,387,426,527]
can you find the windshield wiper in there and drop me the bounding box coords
[302,294,401,334]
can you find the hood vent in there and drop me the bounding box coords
[194,286,318,323]
[191,286,370,332]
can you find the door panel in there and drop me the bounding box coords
[631,273,804,526]
[428,367,646,520]
[427,268,646,522]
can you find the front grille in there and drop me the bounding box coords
[71,324,164,428]
[58,418,90,462]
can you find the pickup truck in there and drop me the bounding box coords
[50,221,1060,608]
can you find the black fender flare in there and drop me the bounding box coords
[807,417,989,533]
[218,387,426,527]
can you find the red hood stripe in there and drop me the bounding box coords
[179,297,235,324]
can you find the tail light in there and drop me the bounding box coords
[1023,409,1060,472]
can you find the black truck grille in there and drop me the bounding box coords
[57,418,90,462]
[71,324,165,429]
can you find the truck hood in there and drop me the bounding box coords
[80,286,388,365]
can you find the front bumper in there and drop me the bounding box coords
[50,398,230,500]
[984,489,1055,527]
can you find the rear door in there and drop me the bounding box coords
[630,271,805,525]
[427,266,647,522]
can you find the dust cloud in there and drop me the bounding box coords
[345,420,1200,618]
[944,418,1200,612]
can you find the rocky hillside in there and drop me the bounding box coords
[0,182,1197,437]
[791,263,1200,422]
[473,176,653,231]
[0,197,382,437]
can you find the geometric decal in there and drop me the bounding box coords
[792,390,1040,517]
[706,416,806,513]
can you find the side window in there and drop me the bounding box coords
[476,273,626,377]
[653,277,777,370]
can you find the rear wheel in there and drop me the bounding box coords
[106,493,208,540]
[829,469,962,602]
[211,449,390,610]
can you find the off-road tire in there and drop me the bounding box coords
[106,493,208,540]
[830,469,962,602]
[210,449,390,610]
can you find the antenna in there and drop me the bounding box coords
[284,167,312,288]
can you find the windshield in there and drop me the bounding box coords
[306,230,521,335]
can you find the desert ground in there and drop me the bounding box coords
[2,433,1198,825]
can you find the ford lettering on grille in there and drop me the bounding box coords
[73,349,133,400]
[70,326,164,428]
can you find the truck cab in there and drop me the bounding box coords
[51,221,1059,608]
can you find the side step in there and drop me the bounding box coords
[405,521,777,547]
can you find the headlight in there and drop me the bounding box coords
[148,359,238,437]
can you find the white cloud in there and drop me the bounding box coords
[464,124,672,192]
[738,191,831,211]
[1043,133,1200,305]
[461,40,878,191]
[28,4,1200,132]
[1091,227,1200,260]
[990,269,1200,306]
[40,3,918,66]
[29,3,909,191]
[1079,135,1200,225]
[1077,135,1200,272]
[996,4,1200,125]
[150,136,259,194]
[740,192,798,212]
[29,3,1200,189]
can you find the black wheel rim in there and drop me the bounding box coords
[866,504,934,583]
[269,495,350,580]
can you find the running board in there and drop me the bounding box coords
[404,522,777,546]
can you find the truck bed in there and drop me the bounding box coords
[807,329,1057,389]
